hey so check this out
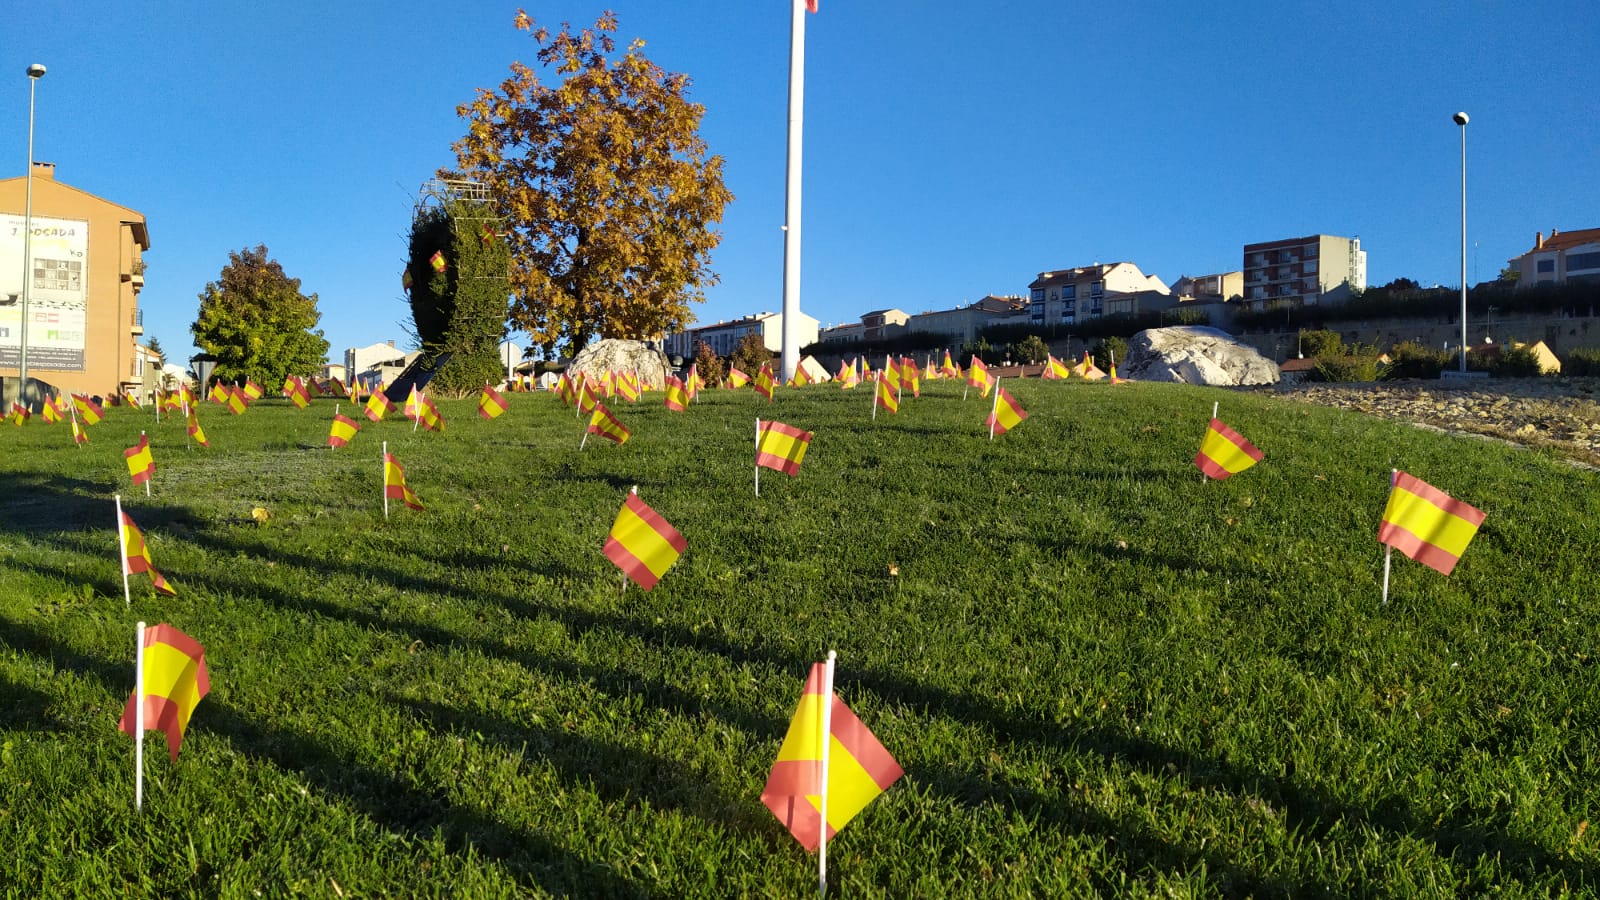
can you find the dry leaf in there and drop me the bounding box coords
[251,506,271,523]
[887,563,900,577]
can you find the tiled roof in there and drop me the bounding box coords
[1528,228,1600,254]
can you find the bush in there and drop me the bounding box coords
[1010,335,1049,365]
[692,341,725,386]
[1467,343,1544,378]
[1298,329,1346,359]
[1093,337,1129,372]
[1564,348,1600,376]
[1381,341,1452,380]
[728,332,773,378]
[1309,355,1381,382]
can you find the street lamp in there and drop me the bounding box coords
[19,63,45,409]
[1453,110,1469,373]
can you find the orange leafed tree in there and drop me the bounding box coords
[451,10,733,356]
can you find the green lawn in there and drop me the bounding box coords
[1,380,1596,897]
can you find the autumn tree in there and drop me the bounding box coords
[728,332,773,378]
[692,340,725,386]
[191,245,329,388]
[405,192,512,395]
[450,10,733,357]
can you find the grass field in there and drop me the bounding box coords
[1,378,1597,897]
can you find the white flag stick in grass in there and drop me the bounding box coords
[332,403,339,451]
[134,620,146,811]
[817,649,837,898]
[989,376,1002,441]
[115,493,132,609]
[382,441,389,519]
[755,417,762,497]
[142,430,150,496]
[69,402,81,450]
[869,370,878,422]
[1381,468,1395,605]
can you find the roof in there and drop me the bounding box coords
[968,295,1027,312]
[1524,227,1600,254]
[1279,358,1316,373]
[0,173,150,249]
[1029,264,1122,289]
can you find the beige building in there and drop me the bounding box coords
[0,162,149,403]
[1242,234,1366,310]
[1508,228,1600,289]
[906,295,1029,343]
[1027,262,1169,325]
[1170,272,1243,302]
[664,310,820,360]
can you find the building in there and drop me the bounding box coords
[1508,228,1600,289]
[1027,262,1169,325]
[816,321,865,345]
[0,162,150,402]
[343,340,411,389]
[905,295,1029,344]
[1241,234,1366,310]
[663,310,820,360]
[1170,272,1243,302]
[859,309,910,342]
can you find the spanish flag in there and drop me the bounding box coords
[123,390,142,409]
[941,350,960,380]
[1194,419,1263,480]
[761,657,903,852]
[71,417,89,445]
[286,377,310,409]
[118,623,210,762]
[429,250,447,273]
[686,364,703,399]
[757,419,813,476]
[874,374,899,414]
[74,394,104,425]
[1378,471,1485,576]
[754,362,776,402]
[967,357,992,397]
[986,385,1027,437]
[120,510,177,597]
[578,379,600,415]
[243,380,264,400]
[615,372,641,403]
[556,373,576,407]
[209,382,230,404]
[417,395,445,432]
[226,387,248,415]
[1076,351,1106,381]
[1109,362,1129,384]
[664,376,690,412]
[478,384,509,420]
[41,401,60,424]
[328,413,361,448]
[900,357,920,398]
[383,452,424,512]
[880,357,901,395]
[124,434,155,485]
[403,386,422,422]
[586,403,631,446]
[603,493,686,591]
[728,367,750,389]
[8,402,28,426]
[1043,354,1072,380]
[186,409,209,448]
[365,390,395,423]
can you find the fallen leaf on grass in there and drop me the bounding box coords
[887,563,900,577]
[251,507,271,523]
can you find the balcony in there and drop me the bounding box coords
[131,308,144,336]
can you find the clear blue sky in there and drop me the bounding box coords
[7,1,1598,363]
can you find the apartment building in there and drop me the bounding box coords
[1508,228,1600,289]
[1027,262,1169,325]
[0,162,150,401]
[1241,234,1366,310]
[905,295,1029,343]
[664,310,819,360]
[1170,272,1243,302]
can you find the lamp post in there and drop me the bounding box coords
[1453,110,1469,373]
[19,63,46,408]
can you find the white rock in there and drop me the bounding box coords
[1124,326,1280,386]
[566,339,670,388]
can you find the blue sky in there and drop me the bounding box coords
[6,1,1597,362]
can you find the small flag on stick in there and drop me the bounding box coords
[757,419,813,477]
[1195,418,1263,480]
[967,357,992,398]
[365,390,395,423]
[602,493,686,591]
[429,250,447,273]
[728,367,750,389]
[664,376,690,412]
[117,500,177,599]
[119,620,210,811]
[124,433,155,488]
[74,394,104,425]
[585,403,632,447]
[478,384,509,420]
[754,363,776,402]
[986,383,1027,438]
[1379,471,1485,579]
[328,413,361,448]
[383,449,424,515]
[186,408,210,448]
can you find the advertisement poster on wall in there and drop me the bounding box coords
[0,213,89,372]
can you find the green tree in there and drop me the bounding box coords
[451,10,733,357]
[1298,329,1346,359]
[692,340,725,386]
[191,245,329,388]
[406,196,512,395]
[1092,336,1128,372]
[145,336,165,363]
[1011,334,1049,365]
[728,332,772,377]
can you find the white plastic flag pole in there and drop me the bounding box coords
[382,442,390,519]
[1213,401,1219,419]
[115,494,132,608]
[817,649,837,897]
[869,373,877,422]
[989,377,1002,441]
[1381,469,1396,605]
[413,392,422,432]
[579,417,590,451]
[141,431,151,496]
[134,620,146,811]
[755,418,762,497]
[70,403,81,450]
[333,403,339,451]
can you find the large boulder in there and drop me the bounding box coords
[567,339,670,388]
[1124,326,1279,386]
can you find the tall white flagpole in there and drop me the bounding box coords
[134,620,146,811]
[780,0,807,384]
[817,649,836,897]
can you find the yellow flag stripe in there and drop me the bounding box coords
[612,505,681,580]
[1384,486,1481,559]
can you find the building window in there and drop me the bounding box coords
[1090,300,1103,315]
[1090,281,1103,297]
[1537,259,1556,273]
[1304,260,1318,274]
[1061,285,1076,300]
[1566,251,1600,271]
[1030,288,1045,303]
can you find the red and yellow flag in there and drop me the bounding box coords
[243,379,264,400]
[186,409,209,448]
[603,493,687,591]
[478,384,509,420]
[226,387,248,415]
[1075,352,1106,381]
[900,357,920,398]
[1043,354,1072,380]
[120,511,177,596]
[874,375,899,414]
[417,395,445,432]
[941,350,960,380]
[986,386,1027,436]
[122,390,142,409]
[8,402,29,426]
[728,367,750,389]
[209,382,230,404]
[578,379,600,415]
[587,403,632,446]
[74,394,104,425]
[967,357,992,397]
[124,434,155,485]
[429,250,447,273]
[686,364,703,399]
[757,420,813,477]
[1378,472,1485,576]
[71,417,89,445]
[556,373,576,407]
[403,386,423,422]
[1195,419,1263,480]
[1109,362,1128,384]
[286,377,310,409]
[383,453,424,512]
[328,413,360,448]
[881,357,901,395]
[615,372,641,403]
[41,401,60,424]
[664,376,690,412]
[365,390,395,423]
[117,623,209,762]
[754,363,776,402]
[761,661,903,852]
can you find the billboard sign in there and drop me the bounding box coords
[0,214,89,371]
